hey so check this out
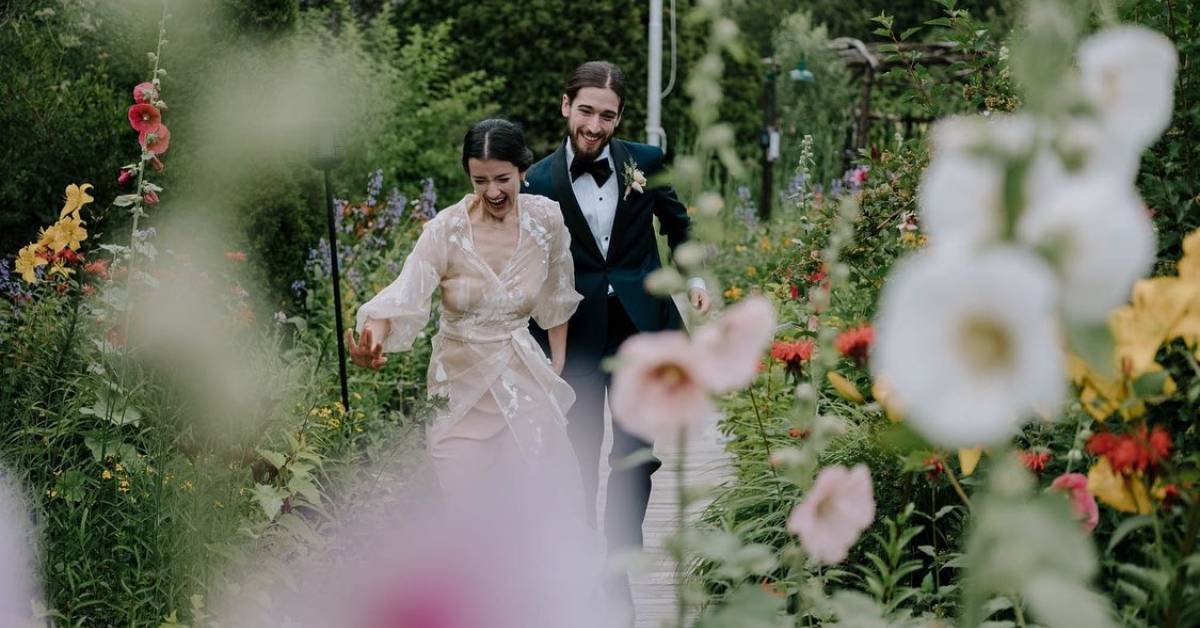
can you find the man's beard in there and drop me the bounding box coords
[569,125,611,160]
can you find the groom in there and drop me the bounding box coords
[526,60,710,586]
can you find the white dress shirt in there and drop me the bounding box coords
[564,140,707,296]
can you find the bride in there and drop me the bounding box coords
[346,118,586,506]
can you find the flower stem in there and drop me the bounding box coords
[1165,494,1200,627]
[676,426,688,628]
[942,462,973,512]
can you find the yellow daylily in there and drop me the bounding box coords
[1110,278,1195,378]
[827,371,865,404]
[47,263,74,280]
[1087,457,1152,514]
[1175,227,1200,281]
[870,377,904,422]
[50,216,88,252]
[958,448,983,476]
[60,183,94,219]
[15,244,47,284]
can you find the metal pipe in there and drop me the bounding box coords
[647,0,664,147]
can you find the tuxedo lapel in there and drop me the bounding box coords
[549,143,605,264]
[604,139,633,262]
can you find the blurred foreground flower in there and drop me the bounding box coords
[787,464,875,564]
[1049,472,1099,533]
[693,295,776,392]
[611,332,715,442]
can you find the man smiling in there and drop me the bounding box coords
[525,60,710,615]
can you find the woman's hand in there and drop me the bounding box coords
[346,324,388,369]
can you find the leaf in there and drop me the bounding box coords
[112,194,141,207]
[250,484,285,521]
[1105,515,1152,554]
[255,448,287,471]
[1066,322,1117,380]
[900,27,923,41]
[1131,370,1170,398]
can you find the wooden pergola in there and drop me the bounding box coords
[827,37,969,163]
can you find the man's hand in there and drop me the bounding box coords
[346,326,388,369]
[689,286,712,316]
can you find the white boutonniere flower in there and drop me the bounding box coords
[623,159,646,200]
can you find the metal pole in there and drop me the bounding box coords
[323,168,351,414]
[647,0,664,147]
[760,60,777,220]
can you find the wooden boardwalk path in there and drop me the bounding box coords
[598,418,733,628]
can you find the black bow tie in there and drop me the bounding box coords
[570,155,613,186]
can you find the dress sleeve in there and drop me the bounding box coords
[355,218,446,352]
[531,206,583,330]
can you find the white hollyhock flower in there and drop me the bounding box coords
[872,246,1066,448]
[920,114,1059,248]
[1078,25,1178,151]
[1019,175,1155,322]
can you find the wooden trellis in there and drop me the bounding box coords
[827,37,968,164]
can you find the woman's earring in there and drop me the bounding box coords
[522,178,530,187]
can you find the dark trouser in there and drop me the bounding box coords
[564,294,662,553]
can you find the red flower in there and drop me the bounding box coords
[1148,426,1171,462]
[107,326,125,349]
[132,81,158,104]
[771,339,815,365]
[1086,426,1172,475]
[150,156,165,172]
[81,284,97,296]
[834,324,874,365]
[789,283,800,300]
[1018,450,1051,474]
[118,168,135,186]
[143,190,159,205]
[788,427,810,439]
[56,248,84,265]
[924,455,944,481]
[139,123,171,155]
[225,250,247,263]
[127,103,162,133]
[84,260,111,279]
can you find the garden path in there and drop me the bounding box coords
[597,410,733,627]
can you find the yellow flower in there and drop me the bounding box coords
[958,448,983,476]
[60,183,94,219]
[723,286,743,301]
[53,215,88,251]
[15,244,47,284]
[745,266,758,278]
[870,377,904,422]
[1087,457,1152,514]
[181,480,194,493]
[1111,278,1193,377]
[735,245,747,253]
[101,470,113,480]
[1175,227,1200,281]
[758,236,772,252]
[827,371,865,403]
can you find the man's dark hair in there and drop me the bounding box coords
[564,61,627,112]
[461,118,534,174]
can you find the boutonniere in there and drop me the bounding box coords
[622,159,646,200]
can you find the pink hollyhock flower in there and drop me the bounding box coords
[139,123,171,155]
[150,156,165,172]
[127,103,161,133]
[611,331,715,442]
[1050,472,1099,533]
[787,464,875,564]
[143,190,159,205]
[693,295,777,392]
[132,82,158,104]
[117,169,134,186]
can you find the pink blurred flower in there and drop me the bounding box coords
[611,331,714,442]
[117,168,134,186]
[787,464,875,564]
[139,123,171,155]
[127,103,161,133]
[1050,472,1100,533]
[143,190,159,205]
[132,82,158,104]
[150,156,165,172]
[693,295,777,392]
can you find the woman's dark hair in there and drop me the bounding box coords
[564,60,626,112]
[461,118,534,174]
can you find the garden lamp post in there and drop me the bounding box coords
[309,120,351,414]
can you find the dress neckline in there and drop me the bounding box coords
[461,193,524,282]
